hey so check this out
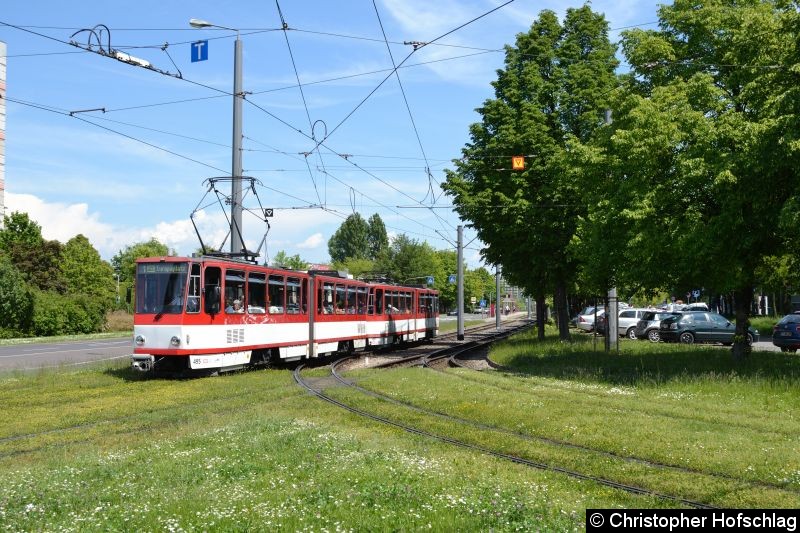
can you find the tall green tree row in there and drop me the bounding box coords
[443,6,619,339]
[574,0,800,357]
[445,1,799,358]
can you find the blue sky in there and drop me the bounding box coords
[1,0,661,265]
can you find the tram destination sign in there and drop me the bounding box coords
[140,263,188,274]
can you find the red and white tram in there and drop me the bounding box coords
[130,256,440,374]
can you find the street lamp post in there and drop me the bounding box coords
[190,18,244,256]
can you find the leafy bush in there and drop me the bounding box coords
[32,291,106,336]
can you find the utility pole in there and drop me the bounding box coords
[457,225,464,340]
[605,109,618,352]
[496,266,501,329]
[231,32,244,255]
[190,19,243,255]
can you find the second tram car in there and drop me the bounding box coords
[130,256,439,374]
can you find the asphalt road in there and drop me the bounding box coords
[0,338,132,372]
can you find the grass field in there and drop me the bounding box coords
[1,328,798,530]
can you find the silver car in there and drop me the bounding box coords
[617,308,649,339]
[576,306,604,332]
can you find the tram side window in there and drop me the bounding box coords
[225,269,246,313]
[301,279,308,314]
[186,264,201,313]
[204,266,222,314]
[248,273,266,314]
[357,287,368,314]
[320,282,334,314]
[367,289,375,315]
[375,288,383,315]
[404,292,412,314]
[387,291,399,314]
[335,284,346,314]
[286,277,301,314]
[346,285,357,314]
[268,275,285,314]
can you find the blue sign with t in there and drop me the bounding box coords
[191,40,208,62]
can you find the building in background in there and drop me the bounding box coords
[0,41,5,226]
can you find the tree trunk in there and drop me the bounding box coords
[732,284,754,360]
[554,280,570,341]
[536,294,546,340]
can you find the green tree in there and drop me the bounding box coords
[366,214,389,260]
[0,212,43,251]
[327,214,369,263]
[7,240,67,293]
[443,6,619,339]
[331,257,376,278]
[111,238,171,282]
[271,251,310,270]
[0,212,67,293]
[0,256,33,336]
[375,234,437,287]
[465,267,495,310]
[431,249,457,311]
[62,234,116,310]
[589,0,800,358]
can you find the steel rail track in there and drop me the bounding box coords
[364,321,532,370]
[479,354,799,439]
[0,320,508,448]
[436,352,800,497]
[293,356,718,509]
[332,357,800,497]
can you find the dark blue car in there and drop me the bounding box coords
[659,311,759,345]
[772,313,800,353]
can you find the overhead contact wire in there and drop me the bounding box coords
[275,0,325,206]
[372,0,452,233]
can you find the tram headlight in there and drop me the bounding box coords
[135,335,146,346]
[170,336,181,347]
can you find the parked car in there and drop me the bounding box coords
[772,313,800,353]
[659,311,759,345]
[682,302,709,311]
[617,308,649,339]
[634,311,681,342]
[576,306,604,332]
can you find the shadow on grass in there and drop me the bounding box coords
[104,366,153,382]
[495,332,800,386]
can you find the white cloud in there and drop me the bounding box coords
[5,192,345,263]
[381,0,475,36]
[296,232,324,249]
[5,193,219,260]
[6,192,119,252]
